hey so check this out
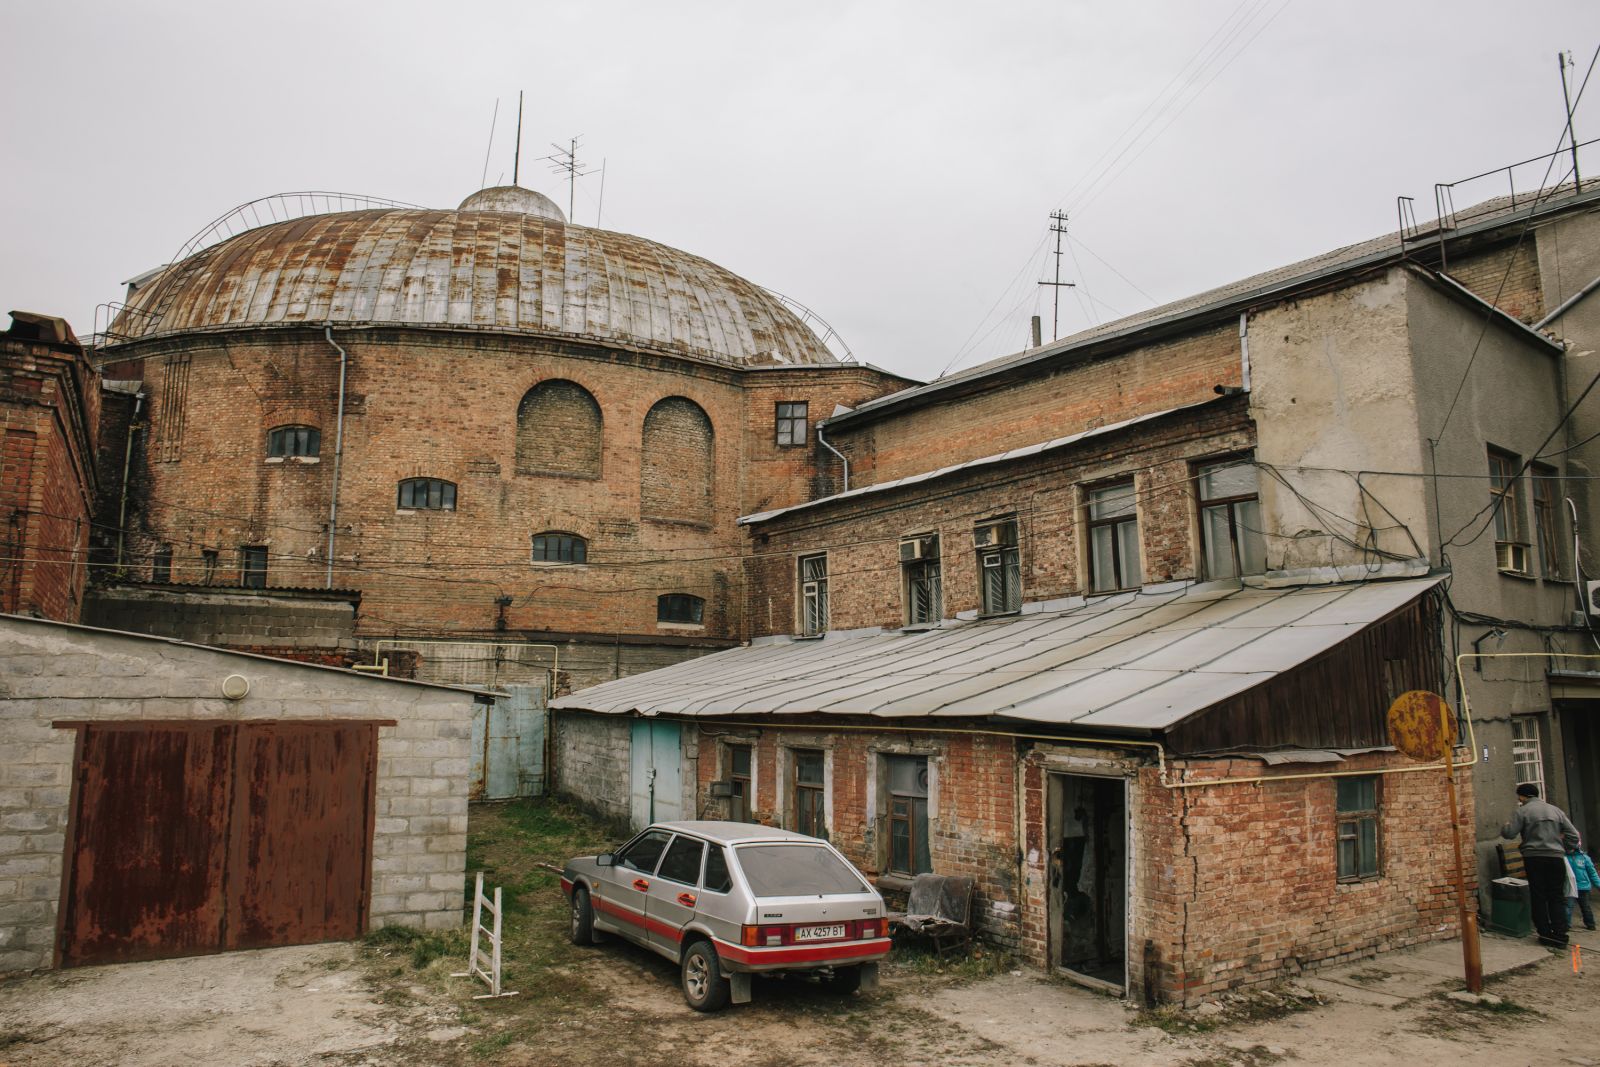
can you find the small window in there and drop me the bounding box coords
[657,835,706,885]
[886,755,931,877]
[532,532,587,564]
[728,744,753,822]
[658,593,704,625]
[1335,776,1380,882]
[1512,717,1545,796]
[792,749,826,838]
[799,554,828,635]
[397,478,456,511]
[1489,448,1527,564]
[1197,457,1265,579]
[1531,463,1563,579]
[776,402,808,446]
[976,519,1020,615]
[240,546,268,589]
[267,425,320,458]
[901,534,942,625]
[151,545,172,584]
[200,549,218,585]
[616,829,673,874]
[1087,482,1142,593]
[703,846,733,894]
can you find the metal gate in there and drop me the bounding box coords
[471,683,547,800]
[58,720,377,968]
[629,719,682,829]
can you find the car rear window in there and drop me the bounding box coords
[734,844,868,897]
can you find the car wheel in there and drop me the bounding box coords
[824,965,863,995]
[569,886,599,946]
[681,940,731,1012]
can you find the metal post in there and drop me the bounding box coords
[1560,52,1582,192]
[1440,702,1483,993]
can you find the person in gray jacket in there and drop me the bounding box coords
[1502,783,1581,947]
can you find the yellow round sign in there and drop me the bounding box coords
[1386,690,1458,761]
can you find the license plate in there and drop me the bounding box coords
[794,924,846,942]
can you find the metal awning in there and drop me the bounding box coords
[552,576,1443,732]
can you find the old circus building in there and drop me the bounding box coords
[88,186,908,686]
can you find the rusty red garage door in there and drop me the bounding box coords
[58,721,378,968]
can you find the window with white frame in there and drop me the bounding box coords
[1489,448,1531,574]
[900,534,941,625]
[975,519,1020,615]
[799,554,828,635]
[1511,717,1545,795]
[1087,481,1141,593]
[1196,457,1266,579]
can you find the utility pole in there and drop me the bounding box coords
[1560,51,1582,192]
[544,136,596,221]
[1038,210,1076,342]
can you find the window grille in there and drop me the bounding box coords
[976,520,1020,614]
[901,534,941,625]
[800,554,828,635]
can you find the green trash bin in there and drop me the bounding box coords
[1489,876,1532,936]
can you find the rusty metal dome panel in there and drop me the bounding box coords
[112,204,838,367]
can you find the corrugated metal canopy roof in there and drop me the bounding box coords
[552,576,1442,731]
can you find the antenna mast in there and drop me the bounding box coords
[512,91,523,186]
[544,136,596,221]
[1038,210,1076,341]
[1560,51,1582,192]
[480,98,499,190]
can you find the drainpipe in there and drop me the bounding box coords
[114,392,145,571]
[324,326,349,589]
[1534,273,1600,332]
[1238,311,1252,392]
[816,423,850,492]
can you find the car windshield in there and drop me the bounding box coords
[734,844,868,897]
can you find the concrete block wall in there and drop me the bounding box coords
[0,615,478,972]
[552,709,632,823]
[83,586,359,652]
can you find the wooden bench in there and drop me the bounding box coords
[1498,842,1526,879]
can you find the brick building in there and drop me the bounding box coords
[0,312,98,622]
[87,186,910,687]
[551,178,1600,1001]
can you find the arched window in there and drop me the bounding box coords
[532,532,588,563]
[398,478,457,510]
[267,424,320,458]
[657,593,704,625]
[640,397,714,523]
[516,380,602,477]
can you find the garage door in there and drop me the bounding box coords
[58,721,378,968]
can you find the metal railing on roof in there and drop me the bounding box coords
[760,288,856,363]
[169,190,424,265]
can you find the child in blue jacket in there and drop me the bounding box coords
[1569,842,1599,931]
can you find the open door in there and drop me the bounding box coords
[1047,772,1128,992]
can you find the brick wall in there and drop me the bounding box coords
[744,397,1253,635]
[1446,241,1545,324]
[831,324,1243,488]
[0,615,478,972]
[0,335,99,622]
[115,328,905,646]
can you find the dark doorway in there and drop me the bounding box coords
[59,721,377,968]
[1560,702,1600,848]
[1047,772,1127,990]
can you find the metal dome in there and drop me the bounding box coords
[108,196,840,367]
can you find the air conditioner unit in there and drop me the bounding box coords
[899,538,925,562]
[1585,579,1600,616]
[1495,542,1530,574]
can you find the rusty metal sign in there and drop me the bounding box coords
[1387,690,1457,761]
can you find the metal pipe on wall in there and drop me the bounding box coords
[816,423,850,492]
[323,326,349,589]
[114,392,144,570]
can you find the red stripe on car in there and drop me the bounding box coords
[593,896,684,943]
[714,937,892,966]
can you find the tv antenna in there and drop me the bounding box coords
[1038,210,1076,341]
[544,136,597,222]
[512,91,524,186]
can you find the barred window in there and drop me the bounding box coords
[658,593,704,625]
[531,532,587,564]
[901,534,941,626]
[267,425,320,458]
[975,519,1020,615]
[397,478,457,511]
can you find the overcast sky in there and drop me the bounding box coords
[2,1,1596,382]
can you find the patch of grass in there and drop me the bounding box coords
[1133,1005,1222,1034]
[887,940,1015,982]
[361,924,466,969]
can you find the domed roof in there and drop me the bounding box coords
[111,194,838,367]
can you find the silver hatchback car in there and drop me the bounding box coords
[561,821,890,1011]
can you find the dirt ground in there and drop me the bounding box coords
[4,800,1598,1067]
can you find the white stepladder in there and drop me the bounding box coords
[451,872,519,999]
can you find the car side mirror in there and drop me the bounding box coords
[596,853,615,867]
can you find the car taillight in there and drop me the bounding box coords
[741,925,759,947]
[741,924,790,946]
[859,920,879,939]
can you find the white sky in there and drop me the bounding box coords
[2,1,1596,382]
